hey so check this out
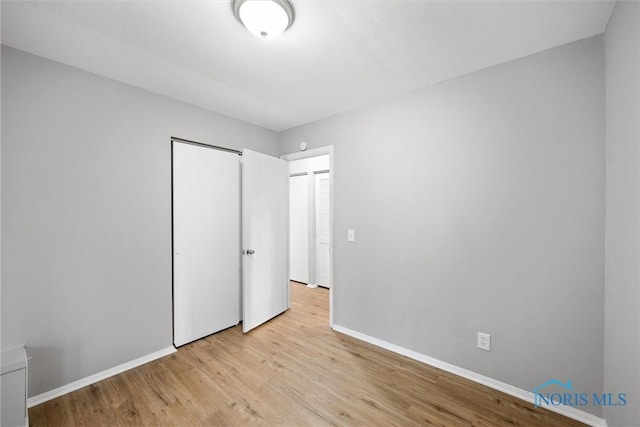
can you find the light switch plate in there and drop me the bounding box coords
[347,229,355,241]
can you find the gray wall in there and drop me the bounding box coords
[0,46,279,397]
[604,1,640,426]
[279,36,605,416]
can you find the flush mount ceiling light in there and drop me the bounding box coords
[233,0,294,40]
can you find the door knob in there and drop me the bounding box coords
[246,249,255,255]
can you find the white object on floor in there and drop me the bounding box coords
[1,346,28,427]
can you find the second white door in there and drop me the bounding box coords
[242,149,289,333]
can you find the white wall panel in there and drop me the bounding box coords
[289,175,309,283]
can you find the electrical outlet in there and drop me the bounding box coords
[477,332,491,351]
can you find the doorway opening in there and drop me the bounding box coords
[281,146,334,327]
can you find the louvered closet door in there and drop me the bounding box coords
[315,172,331,288]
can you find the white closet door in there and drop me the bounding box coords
[242,149,289,333]
[315,172,331,288]
[289,174,309,283]
[173,142,240,347]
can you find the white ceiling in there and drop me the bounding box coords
[2,0,616,131]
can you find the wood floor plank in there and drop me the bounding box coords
[29,282,587,426]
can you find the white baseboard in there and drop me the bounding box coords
[332,324,607,427]
[306,283,318,288]
[27,346,176,408]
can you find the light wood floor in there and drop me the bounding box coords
[30,282,585,426]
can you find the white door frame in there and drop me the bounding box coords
[281,146,334,327]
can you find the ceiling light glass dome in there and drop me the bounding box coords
[233,0,294,40]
